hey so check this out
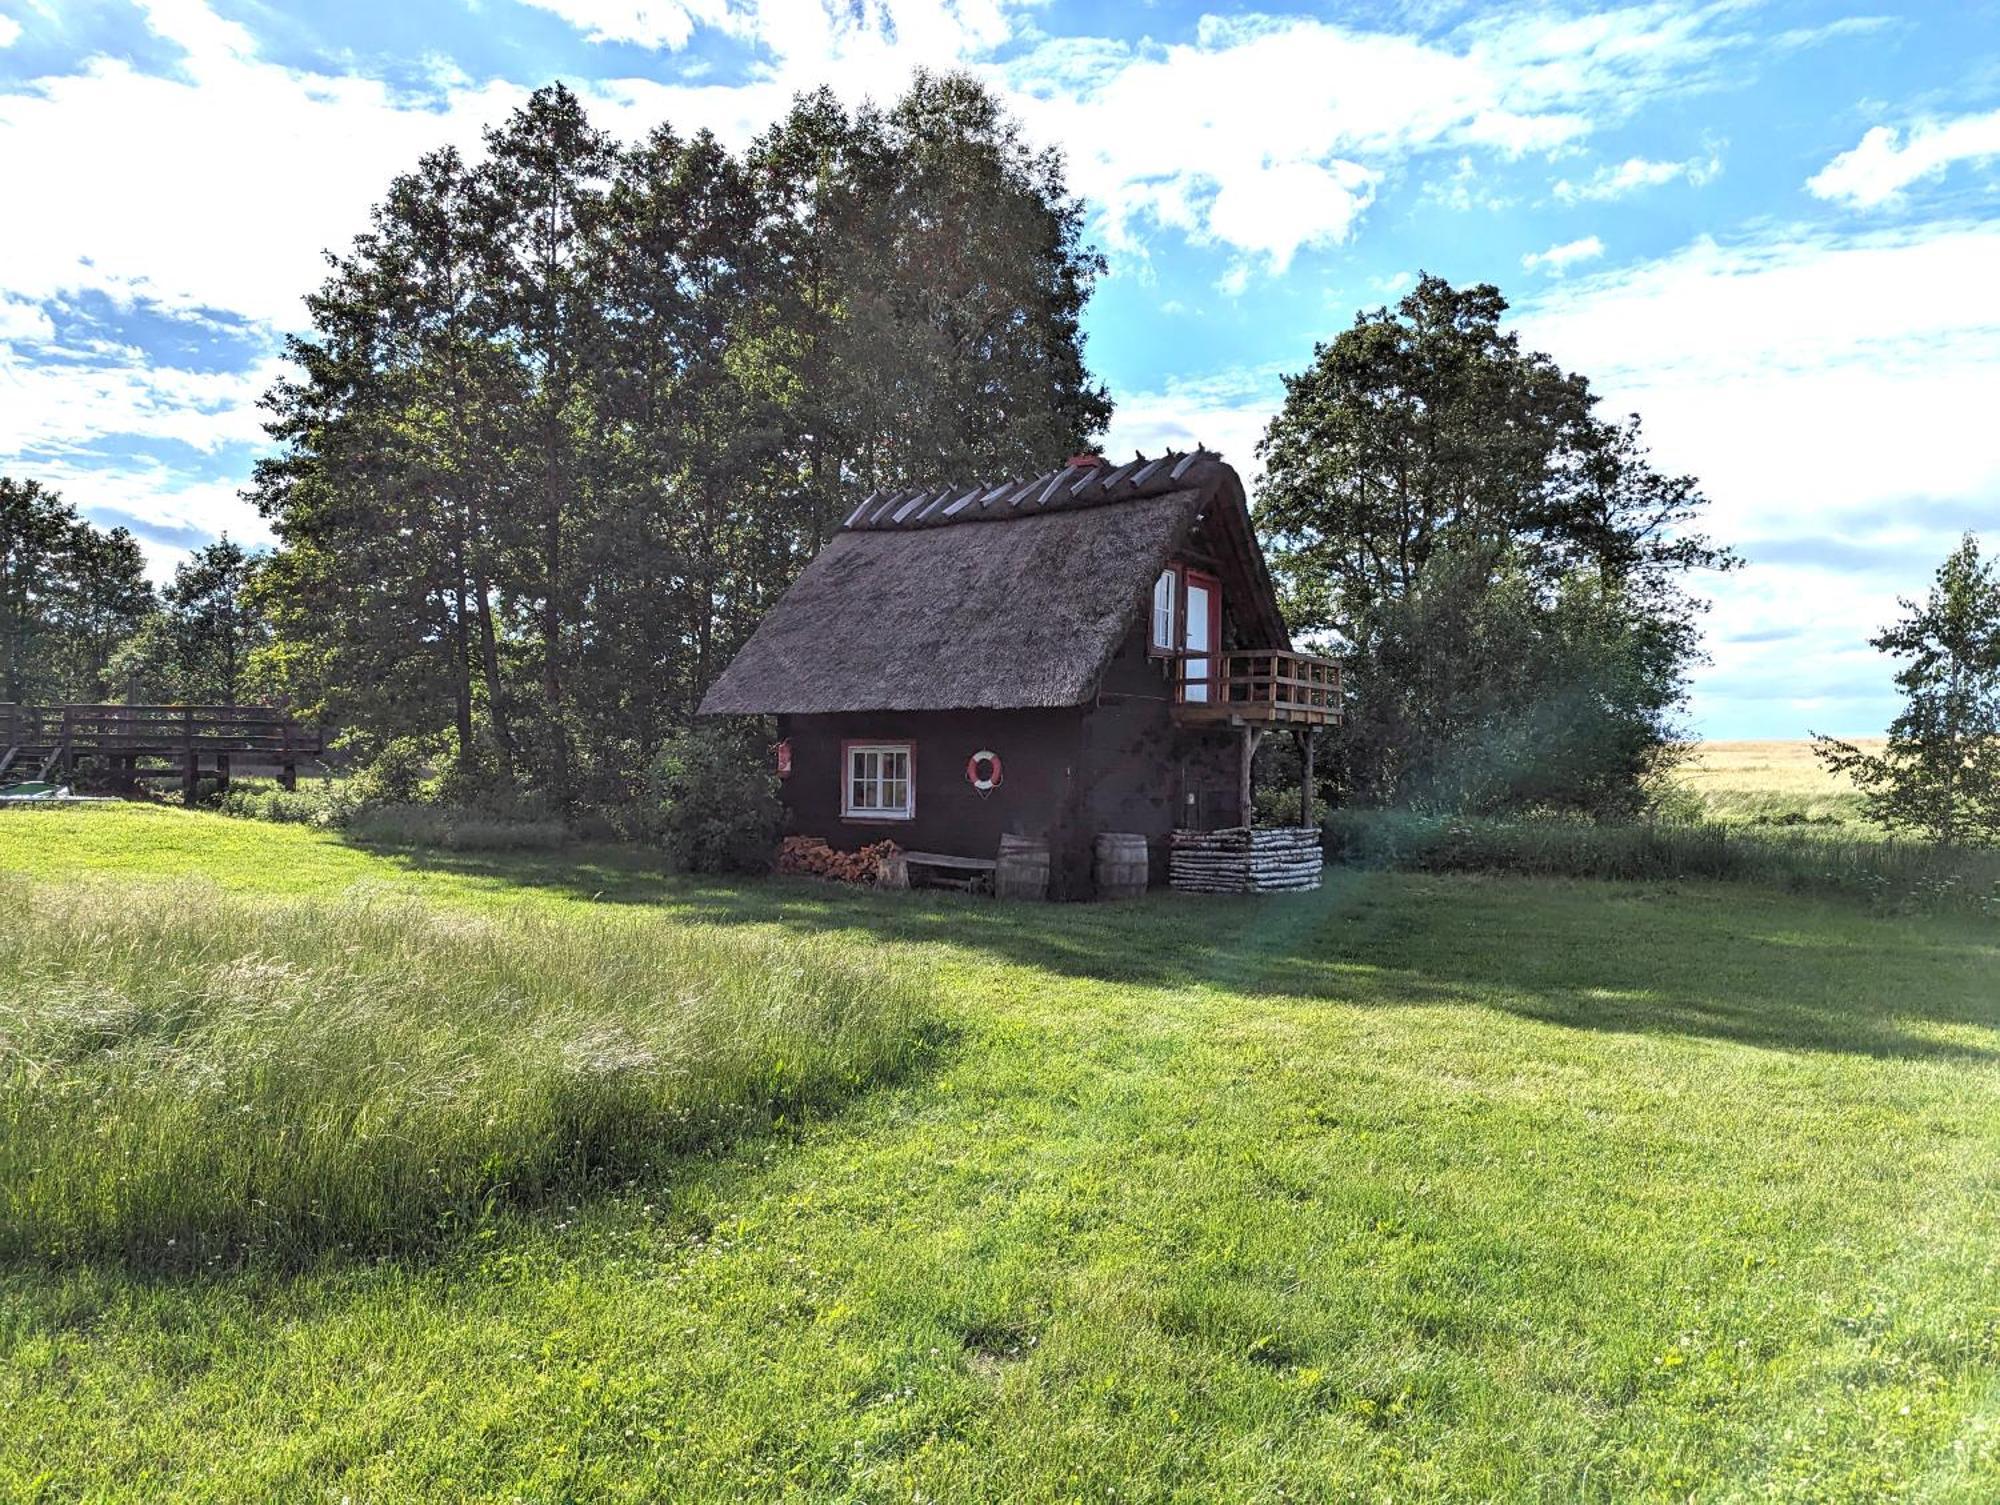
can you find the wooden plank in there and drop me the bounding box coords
[900,850,998,872]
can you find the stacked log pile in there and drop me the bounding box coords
[775,835,902,884]
[1169,826,1323,894]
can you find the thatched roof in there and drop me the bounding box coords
[699,451,1288,716]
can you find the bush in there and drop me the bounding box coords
[648,723,783,873]
[1324,808,2000,918]
[0,879,932,1267]
[215,779,359,828]
[347,734,436,805]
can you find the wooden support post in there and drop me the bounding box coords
[280,760,297,793]
[183,751,200,806]
[215,752,231,794]
[1237,723,1264,828]
[1297,727,1315,829]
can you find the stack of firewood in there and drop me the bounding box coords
[775,835,902,884]
[1169,826,1323,894]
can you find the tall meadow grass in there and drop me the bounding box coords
[0,878,930,1267]
[1324,808,2000,916]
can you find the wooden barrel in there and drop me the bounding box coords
[994,833,1050,901]
[1094,832,1149,900]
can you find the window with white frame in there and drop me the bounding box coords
[844,742,913,819]
[1151,567,1177,651]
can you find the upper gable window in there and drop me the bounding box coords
[1151,568,1178,652]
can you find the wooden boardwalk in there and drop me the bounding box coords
[0,704,325,803]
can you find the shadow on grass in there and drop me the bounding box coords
[360,839,2000,1065]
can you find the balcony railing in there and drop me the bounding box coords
[1167,649,1342,727]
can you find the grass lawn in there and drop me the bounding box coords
[4,803,2000,1501]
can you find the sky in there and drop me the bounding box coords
[3,1,1999,739]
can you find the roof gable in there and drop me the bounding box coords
[699,452,1288,716]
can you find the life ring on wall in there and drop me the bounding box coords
[965,750,1003,791]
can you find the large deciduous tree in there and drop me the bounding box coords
[1257,275,1733,814]
[1816,534,2000,846]
[252,74,1109,811]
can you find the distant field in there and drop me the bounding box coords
[1681,738,1887,830]
[2,804,1997,1501]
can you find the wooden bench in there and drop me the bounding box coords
[893,850,997,894]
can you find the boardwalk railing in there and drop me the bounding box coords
[0,703,325,799]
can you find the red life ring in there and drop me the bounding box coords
[965,750,1002,791]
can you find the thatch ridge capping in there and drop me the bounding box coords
[839,450,1215,532]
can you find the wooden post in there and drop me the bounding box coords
[183,752,199,805]
[1237,723,1263,829]
[280,760,297,793]
[1297,727,1315,828]
[215,751,231,794]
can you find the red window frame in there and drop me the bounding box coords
[839,738,916,822]
[1179,567,1222,702]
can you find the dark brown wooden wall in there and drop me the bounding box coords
[1077,622,1243,879]
[778,707,1084,867]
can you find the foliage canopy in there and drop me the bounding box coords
[1816,533,2000,846]
[1257,275,1734,814]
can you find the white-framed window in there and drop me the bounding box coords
[1151,567,1178,652]
[843,742,913,819]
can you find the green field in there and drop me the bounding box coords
[4,796,1999,1501]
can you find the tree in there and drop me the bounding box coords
[44,522,154,699]
[1,477,155,702]
[1257,275,1734,813]
[1816,534,2000,846]
[114,540,270,704]
[252,75,1111,812]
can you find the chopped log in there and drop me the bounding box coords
[1168,825,1324,894]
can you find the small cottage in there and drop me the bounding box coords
[698,450,1339,895]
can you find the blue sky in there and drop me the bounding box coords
[3,1,1999,738]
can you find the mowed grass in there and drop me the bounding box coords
[1681,739,1886,830]
[4,806,2000,1501]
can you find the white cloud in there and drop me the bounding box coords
[1518,222,2000,736]
[1015,5,1745,270]
[1521,234,1605,273]
[0,12,528,326]
[1553,149,1720,201]
[1101,364,1286,486]
[0,295,53,344]
[0,335,285,459]
[0,14,21,48]
[513,0,704,50]
[1807,109,2000,209]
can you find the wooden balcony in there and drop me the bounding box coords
[1168,649,1342,728]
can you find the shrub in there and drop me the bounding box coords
[0,879,932,1267]
[648,722,783,873]
[215,779,358,828]
[348,734,437,805]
